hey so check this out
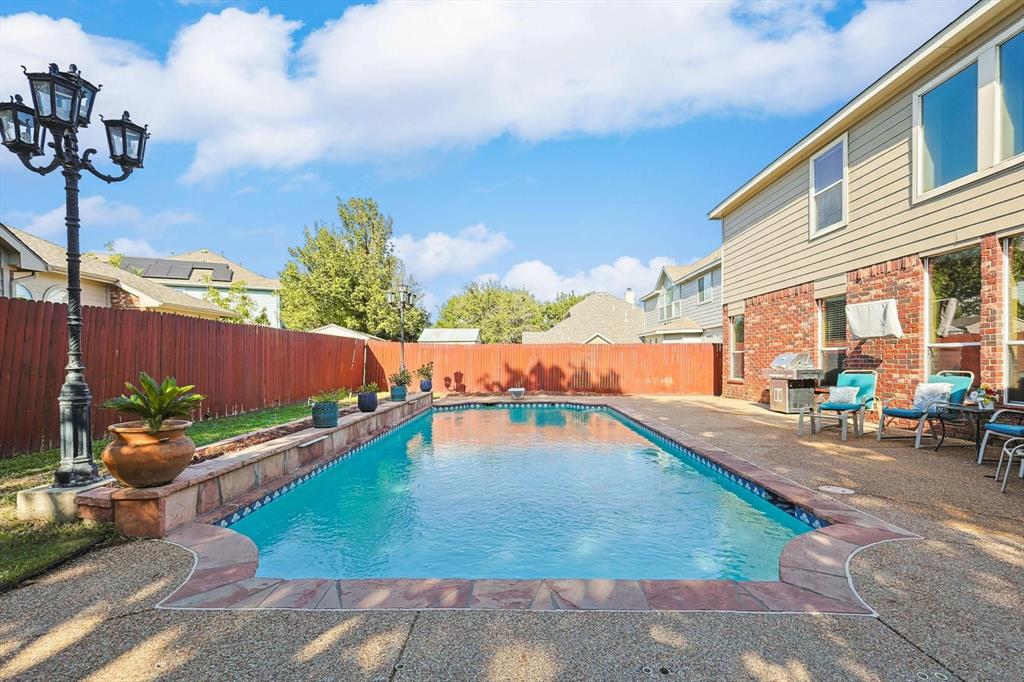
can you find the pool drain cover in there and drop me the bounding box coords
[818,485,856,495]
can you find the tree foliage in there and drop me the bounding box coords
[436,282,586,343]
[203,278,271,325]
[541,291,587,329]
[280,198,428,339]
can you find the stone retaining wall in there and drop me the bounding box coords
[77,393,432,537]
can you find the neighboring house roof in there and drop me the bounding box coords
[639,318,704,337]
[309,324,382,341]
[121,249,281,291]
[0,225,47,272]
[521,292,644,344]
[6,226,236,318]
[418,328,482,343]
[708,1,1007,219]
[640,248,722,301]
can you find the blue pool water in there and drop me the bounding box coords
[230,406,811,581]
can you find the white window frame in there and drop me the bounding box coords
[729,315,745,381]
[1004,234,1024,404]
[807,133,848,239]
[818,296,847,386]
[923,249,982,377]
[912,19,1024,203]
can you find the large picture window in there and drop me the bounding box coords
[1006,236,1024,403]
[998,30,1024,162]
[927,247,981,380]
[820,296,847,386]
[730,315,745,380]
[913,20,1024,200]
[809,136,847,236]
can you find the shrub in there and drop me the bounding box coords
[101,372,204,432]
[357,382,380,394]
[415,362,434,380]
[389,368,412,387]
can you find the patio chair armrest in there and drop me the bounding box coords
[989,408,1024,423]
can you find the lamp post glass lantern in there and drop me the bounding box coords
[1,62,149,488]
[387,282,415,370]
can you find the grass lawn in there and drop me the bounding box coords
[0,401,316,591]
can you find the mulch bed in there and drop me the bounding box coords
[190,405,361,464]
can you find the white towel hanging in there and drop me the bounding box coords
[846,299,904,339]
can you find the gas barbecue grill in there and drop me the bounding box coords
[764,352,824,414]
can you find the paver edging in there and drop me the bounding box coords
[157,399,919,614]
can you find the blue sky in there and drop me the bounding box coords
[0,1,969,315]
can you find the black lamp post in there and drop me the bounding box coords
[0,63,149,488]
[386,283,416,371]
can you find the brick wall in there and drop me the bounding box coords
[109,287,142,309]
[722,283,817,403]
[723,234,1010,411]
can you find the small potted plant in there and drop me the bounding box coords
[389,368,412,401]
[309,388,348,428]
[100,372,204,488]
[357,383,379,412]
[416,361,434,393]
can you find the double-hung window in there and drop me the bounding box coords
[1005,236,1024,403]
[913,20,1024,200]
[697,272,714,304]
[808,135,847,237]
[926,246,981,380]
[819,296,847,386]
[730,315,745,380]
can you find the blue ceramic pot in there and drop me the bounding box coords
[419,379,432,392]
[311,402,339,428]
[390,385,408,402]
[357,392,378,413]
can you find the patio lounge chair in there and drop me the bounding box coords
[798,370,877,441]
[875,371,974,449]
[995,438,1024,493]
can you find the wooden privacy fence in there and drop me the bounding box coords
[366,341,722,396]
[0,299,364,458]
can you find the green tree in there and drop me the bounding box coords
[280,197,428,339]
[540,291,588,330]
[436,282,544,343]
[203,278,271,325]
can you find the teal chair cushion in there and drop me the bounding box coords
[820,401,864,411]
[836,372,877,403]
[926,373,973,405]
[883,407,925,419]
[985,422,1024,438]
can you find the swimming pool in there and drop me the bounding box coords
[229,405,813,581]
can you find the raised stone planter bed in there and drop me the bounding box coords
[76,393,432,537]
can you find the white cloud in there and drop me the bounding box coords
[502,255,674,301]
[107,237,161,257]
[0,2,968,180]
[4,194,195,237]
[474,272,499,284]
[393,223,511,280]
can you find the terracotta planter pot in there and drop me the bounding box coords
[102,420,195,488]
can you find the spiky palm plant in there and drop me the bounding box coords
[101,372,205,431]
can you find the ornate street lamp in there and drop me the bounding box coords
[0,63,149,488]
[386,282,417,371]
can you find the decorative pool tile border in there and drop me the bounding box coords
[160,399,919,615]
[214,409,431,528]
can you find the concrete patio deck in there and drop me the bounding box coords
[1,395,1021,681]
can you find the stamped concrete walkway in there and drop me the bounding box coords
[1,395,1021,681]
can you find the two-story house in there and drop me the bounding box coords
[640,248,722,343]
[710,2,1023,405]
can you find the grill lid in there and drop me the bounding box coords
[770,352,814,370]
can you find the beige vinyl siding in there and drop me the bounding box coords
[722,8,1024,306]
[22,272,110,307]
